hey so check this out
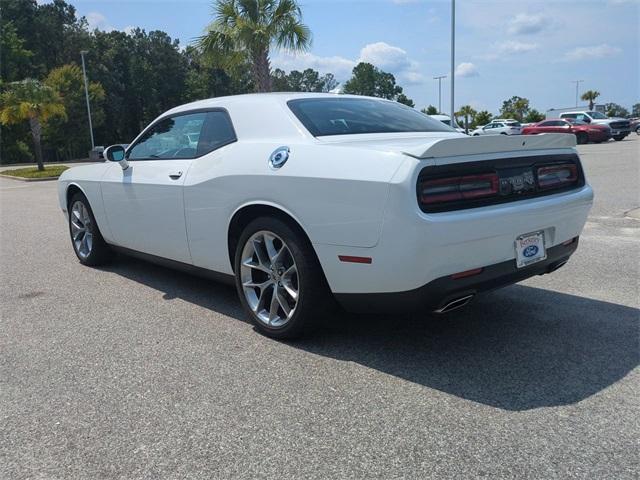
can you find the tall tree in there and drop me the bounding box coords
[0,79,66,170]
[581,90,600,110]
[456,105,477,133]
[183,46,253,102]
[604,103,629,118]
[632,103,640,117]
[500,96,530,122]
[525,109,545,123]
[271,68,338,92]
[343,62,414,106]
[44,64,105,161]
[198,0,311,92]
[422,105,439,115]
[474,110,493,127]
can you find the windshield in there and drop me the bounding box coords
[288,97,452,136]
[587,111,608,119]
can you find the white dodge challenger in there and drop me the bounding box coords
[58,93,593,338]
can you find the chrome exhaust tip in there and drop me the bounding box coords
[434,294,475,314]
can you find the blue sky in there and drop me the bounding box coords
[61,0,638,114]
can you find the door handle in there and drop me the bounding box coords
[169,171,183,180]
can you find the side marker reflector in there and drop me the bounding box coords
[451,267,483,280]
[338,255,372,264]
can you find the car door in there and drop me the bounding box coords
[101,111,210,263]
[481,123,494,135]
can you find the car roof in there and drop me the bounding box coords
[164,92,381,116]
[157,93,404,142]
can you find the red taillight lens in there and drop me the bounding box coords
[420,173,499,204]
[537,164,578,190]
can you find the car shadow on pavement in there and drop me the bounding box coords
[103,257,639,412]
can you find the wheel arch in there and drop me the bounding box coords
[227,202,321,275]
[65,182,88,208]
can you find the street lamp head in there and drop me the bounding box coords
[80,50,89,55]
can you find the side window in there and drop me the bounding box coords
[197,111,237,156]
[127,110,236,160]
[128,112,207,160]
[539,121,553,127]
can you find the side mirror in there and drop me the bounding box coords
[104,145,129,170]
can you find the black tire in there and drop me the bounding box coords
[613,135,625,141]
[576,132,588,145]
[234,216,330,339]
[635,126,640,135]
[500,132,508,135]
[473,133,480,136]
[68,192,112,266]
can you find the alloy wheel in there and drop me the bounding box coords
[239,230,299,327]
[70,201,93,259]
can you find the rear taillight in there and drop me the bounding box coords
[420,173,499,204]
[537,164,578,190]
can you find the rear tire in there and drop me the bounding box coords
[234,216,330,339]
[576,132,588,145]
[68,192,112,266]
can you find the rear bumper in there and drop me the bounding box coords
[335,238,579,313]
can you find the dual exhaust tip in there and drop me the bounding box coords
[434,294,475,314]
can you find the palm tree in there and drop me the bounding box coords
[198,0,311,92]
[581,90,600,110]
[0,79,66,171]
[456,105,477,134]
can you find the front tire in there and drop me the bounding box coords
[234,217,329,339]
[68,192,112,266]
[613,135,625,141]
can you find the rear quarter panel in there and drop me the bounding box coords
[183,141,406,273]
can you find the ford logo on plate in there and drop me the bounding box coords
[269,146,290,170]
[523,245,539,258]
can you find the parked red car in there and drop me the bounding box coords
[522,119,611,144]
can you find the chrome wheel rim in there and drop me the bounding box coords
[70,201,93,259]
[240,231,299,328]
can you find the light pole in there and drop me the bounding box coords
[571,79,583,108]
[450,0,456,124]
[80,50,95,149]
[433,75,446,114]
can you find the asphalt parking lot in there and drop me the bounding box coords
[1,136,638,479]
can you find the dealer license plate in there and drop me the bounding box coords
[515,231,547,268]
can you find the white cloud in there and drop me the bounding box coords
[480,41,538,60]
[85,12,114,32]
[358,42,412,72]
[123,25,136,35]
[273,41,425,84]
[507,13,549,35]
[455,62,479,78]
[564,44,622,61]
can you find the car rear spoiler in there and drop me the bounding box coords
[403,133,577,160]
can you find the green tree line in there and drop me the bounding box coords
[0,0,416,164]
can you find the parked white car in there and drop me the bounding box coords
[58,93,593,338]
[471,120,522,136]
